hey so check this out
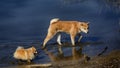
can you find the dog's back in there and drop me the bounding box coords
[49,20,79,33]
[13,46,27,60]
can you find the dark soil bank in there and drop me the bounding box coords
[51,50,120,68]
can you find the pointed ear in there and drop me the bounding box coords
[87,22,90,25]
[31,46,34,48]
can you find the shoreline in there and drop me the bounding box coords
[2,50,120,68]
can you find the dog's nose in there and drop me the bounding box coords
[87,31,89,33]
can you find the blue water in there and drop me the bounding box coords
[0,0,120,67]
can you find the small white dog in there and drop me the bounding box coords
[42,18,89,49]
[13,46,37,62]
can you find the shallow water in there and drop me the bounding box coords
[0,0,120,67]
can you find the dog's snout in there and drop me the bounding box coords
[34,51,37,54]
[87,30,89,33]
[85,30,89,34]
[34,51,38,56]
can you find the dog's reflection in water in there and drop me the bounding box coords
[44,46,89,62]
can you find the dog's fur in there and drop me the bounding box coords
[13,46,37,62]
[42,18,89,48]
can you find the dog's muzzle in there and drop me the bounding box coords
[87,31,89,33]
[34,51,38,56]
[85,30,89,33]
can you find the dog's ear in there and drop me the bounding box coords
[87,22,90,25]
[31,46,35,48]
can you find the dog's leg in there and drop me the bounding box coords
[58,46,63,54]
[78,34,82,42]
[27,60,31,64]
[57,34,62,45]
[43,34,54,48]
[42,31,56,49]
[70,34,76,46]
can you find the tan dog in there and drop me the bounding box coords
[42,18,89,49]
[13,46,37,62]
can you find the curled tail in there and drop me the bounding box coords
[50,18,59,24]
[16,46,24,50]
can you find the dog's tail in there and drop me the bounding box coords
[16,46,24,50]
[50,18,59,24]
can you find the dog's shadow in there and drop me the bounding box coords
[43,45,91,63]
[10,59,35,65]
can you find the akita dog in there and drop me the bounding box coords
[42,18,89,49]
[13,46,37,62]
